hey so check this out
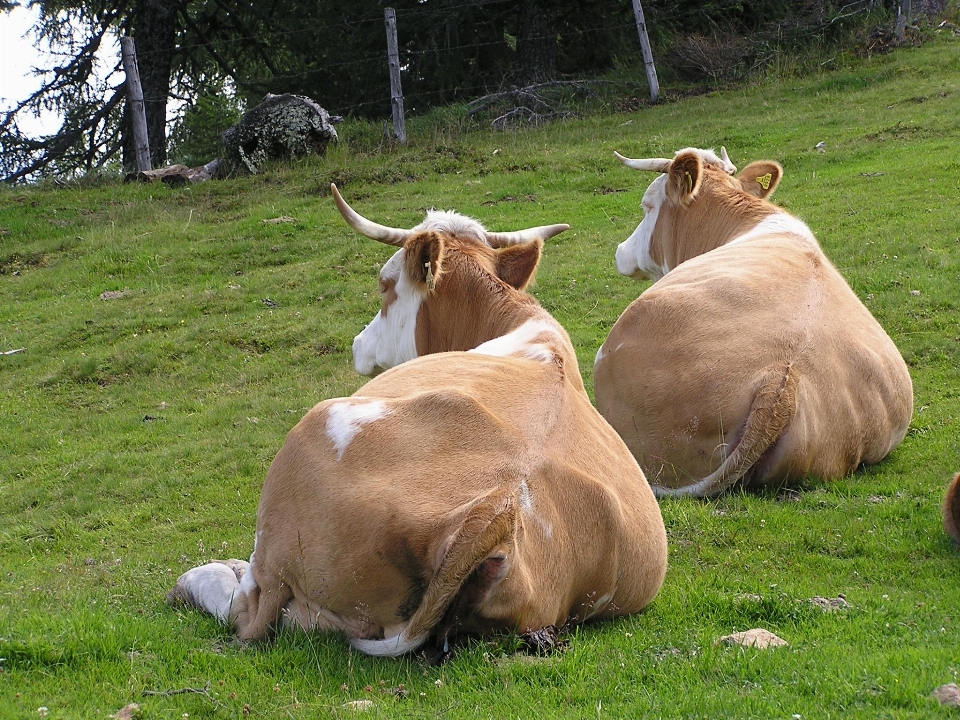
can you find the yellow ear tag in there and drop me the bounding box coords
[424,262,435,291]
[684,171,693,193]
[756,173,772,190]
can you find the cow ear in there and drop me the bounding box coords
[404,231,445,293]
[496,239,543,291]
[738,161,782,199]
[666,151,704,205]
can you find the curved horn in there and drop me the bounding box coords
[719,146,737,174]
[613,151,672,173]
[330,183,411,247]
[485,223,570,248]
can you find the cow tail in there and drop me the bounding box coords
[654,361,799,499]
[944,472,960,545]
[350,486,519,657]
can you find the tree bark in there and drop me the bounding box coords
[517,0,557,85]
[123,0,179,170]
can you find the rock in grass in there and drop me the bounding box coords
[717,628,788,649]
[111,704,140,720]
[221,94,339,176]
[931,684,960,707]
[809,595,850,611]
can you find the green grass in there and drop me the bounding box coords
[2,32,960,719]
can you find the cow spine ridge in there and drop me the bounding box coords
[944,472,960,544]
[351,486,519,657]
[653,362,799,498]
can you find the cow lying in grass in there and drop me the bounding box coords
[169,186,668,657]
[593,147,913,498]
[945,473,960,544]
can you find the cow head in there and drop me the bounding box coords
[613,147,782,280]
[331,184,569,376]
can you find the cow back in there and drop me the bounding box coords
[596,235,913,489]
[255,350,666,639]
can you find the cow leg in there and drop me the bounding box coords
[230,555,294,642]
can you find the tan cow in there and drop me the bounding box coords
[169,186,667,656]
[594,147,913,498]
[945,473,960,544]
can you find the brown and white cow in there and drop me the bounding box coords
[168,186,667,656]
[593,147,913,498]
[945,472,960,545]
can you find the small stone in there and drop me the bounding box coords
[931,683,960,707]
[344,700,374,711]
[717,628,788,649]
[112,704,140,720]
[810,596,850,611]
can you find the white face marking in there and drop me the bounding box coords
[325,398,392,460]
[616,174,669,281]
[470,318,559,363]
[352,249,423,376]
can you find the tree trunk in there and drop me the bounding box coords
[123,0,178,170]
[517,0,557,85]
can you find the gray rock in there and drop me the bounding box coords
[931,683,960,707]
[222,94,339,175]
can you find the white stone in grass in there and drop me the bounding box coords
[810,595,850,611]
[717,628,788,649]
[344,700,374,711]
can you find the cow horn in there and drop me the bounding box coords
[331,183,411,247]
[485,224,570,247]
[719,147,737,174]
[613,151,672,173]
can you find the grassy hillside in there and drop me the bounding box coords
[1,30,959,719]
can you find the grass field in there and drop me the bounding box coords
[1,28,959,720]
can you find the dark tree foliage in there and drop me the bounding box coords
[1,0,900,183]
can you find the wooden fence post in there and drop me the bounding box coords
[631,0,659,103]
[384,8,407,144]
[895,0,913,41]
[120,36,152,172]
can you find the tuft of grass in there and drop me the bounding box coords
[2,31,960,719]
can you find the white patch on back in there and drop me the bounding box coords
[616,174,668,280]
[352,249,423,376]
[470,318,559,363]
[325,398,392,460]
[728,212,817,247]
[594,344,606,367]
